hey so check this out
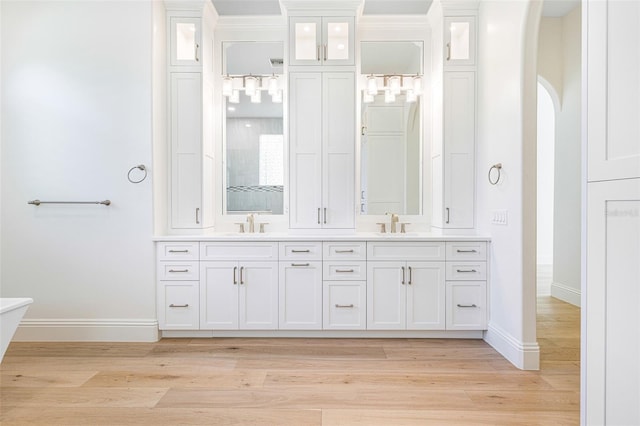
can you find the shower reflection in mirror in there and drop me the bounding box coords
[222,41,284,215]
[360,41,423,216]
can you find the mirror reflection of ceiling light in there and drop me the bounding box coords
[227,106,236,112]
[303,25,310,32]
[245,123,252,128]
[334,25,341,32]
[337,44,345,50]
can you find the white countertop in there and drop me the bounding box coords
[154,232,491,242]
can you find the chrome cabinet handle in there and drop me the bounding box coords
[317,208,321,224]
[239,266,244,285]
[408,266,412,285]
[446,42,451,61]
[168,249,189,253]
[168,269,189,273]
[446,207,450,224]
[335,304,354,308]
[233,266,238,285]
[195,43,200,62]
[324,44,328,61]
[196,208,200,224]
[336,269,354,273]
[316,45,321,61]
[457,304,478,308]
[456,269,478,273]
[335,249,354,253]
[401,266,406,285]
[323,208,327,224]
[291,263,310,267]
[456,249,478,253]
[169,304,189,308]
[291,249,310,253]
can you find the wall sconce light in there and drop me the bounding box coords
[222,75,233,97]
[363,92,374,103]
[362,73,423,104]
[244,75,258,97]
[384,89,395,103]
[250,88,262,103]
[413,75,423,95]
[406,89,417,103]
[388,75,402,95]
[222,74,284,104]
[229,89,240,104]
[367,75,378,95]
[268,75,279,96]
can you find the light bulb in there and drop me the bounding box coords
[251,89,261,103]
[413,75,423,95]
[229,89,240,104]
[367,75,378,95]
[384,89,395,103]
[268,75,279,96]
[244,76,257,97]
[222,75,233,97]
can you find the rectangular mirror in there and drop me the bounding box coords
[360,41,423,215]
[223,42,284,215]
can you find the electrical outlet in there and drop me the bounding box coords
[491,209,508,225]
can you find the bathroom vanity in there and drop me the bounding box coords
[156,235,489,338]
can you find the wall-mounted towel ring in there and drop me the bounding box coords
[127,164,147,184]
[488,163,502,185]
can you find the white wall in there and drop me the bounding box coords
[552,6,581,306]
[537,17,563,100]
[1,1,157,341]
[537,82,554,266]
[477,1,540,369]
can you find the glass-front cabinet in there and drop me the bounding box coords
[170,17,202,67]
[289,16,354,66]
[443,16,476,67]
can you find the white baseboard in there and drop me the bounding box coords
[13,319,159,342]
[484,322,540,370]
[551,281,581,307]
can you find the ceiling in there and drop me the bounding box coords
[211,0,579,17]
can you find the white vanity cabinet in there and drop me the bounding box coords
[165,2,215,231]
[289,72,356,230]
[199,242,278,330]
[366,242,446,330]
[445,241,487,330]
[323,242,367,330]
[279,242,323,329]
[289,16,355,66]
[157,242,200,330]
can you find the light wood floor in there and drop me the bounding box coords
[1,296,580,425]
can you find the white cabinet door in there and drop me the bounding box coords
[279,261,323,329]
[323,72,356,228]
[289,72,323,228]
[443,16,476,67]
[200,261,238,330]
[169,16,201,67]
[289,72,355,229]
[239,262,279,330]
[289,16,354,66]
[443,71,475,228]
[406,262,446,330]
[367,261,406,330]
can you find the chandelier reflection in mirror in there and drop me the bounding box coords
[361,74,423,104]
[222,74,283,104]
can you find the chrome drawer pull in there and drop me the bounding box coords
[233,266,238,285]
[335,304,354,308]
[457,304,478,308]
[169,304,189,308]
[335,249,354,253]
[168,269,189,273]
[292,263,310,267]
[401,266,406,285]
[456,249,478,253]
[336,269,354,273]
[456,269,477,273]
[168,249,189,253]
[291,249,310,253]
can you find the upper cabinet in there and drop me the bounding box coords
[443,16,476,67]
[170,16,202,67]
[289,16,355,66]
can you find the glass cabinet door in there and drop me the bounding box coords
[170,17,201,67]
[289,16,354,66]
[444,17,476,66]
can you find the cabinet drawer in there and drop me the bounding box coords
[201,242,278,261]
[157,242,199,261]
[446,281,487,330]
[158,261,199,280]
[367,242,445,261]
[323,261,366,281]
[323,242,366,260]
[158,281,199,330]
[279,242,322,260]
[323,281,366,330]
[446,241,487,261]
[446,262,486,281]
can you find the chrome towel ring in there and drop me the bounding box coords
[127,164,147,184]
[488,163,502,185]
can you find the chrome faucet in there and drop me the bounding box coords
[386,212,399,233]
[247,213,256,233]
